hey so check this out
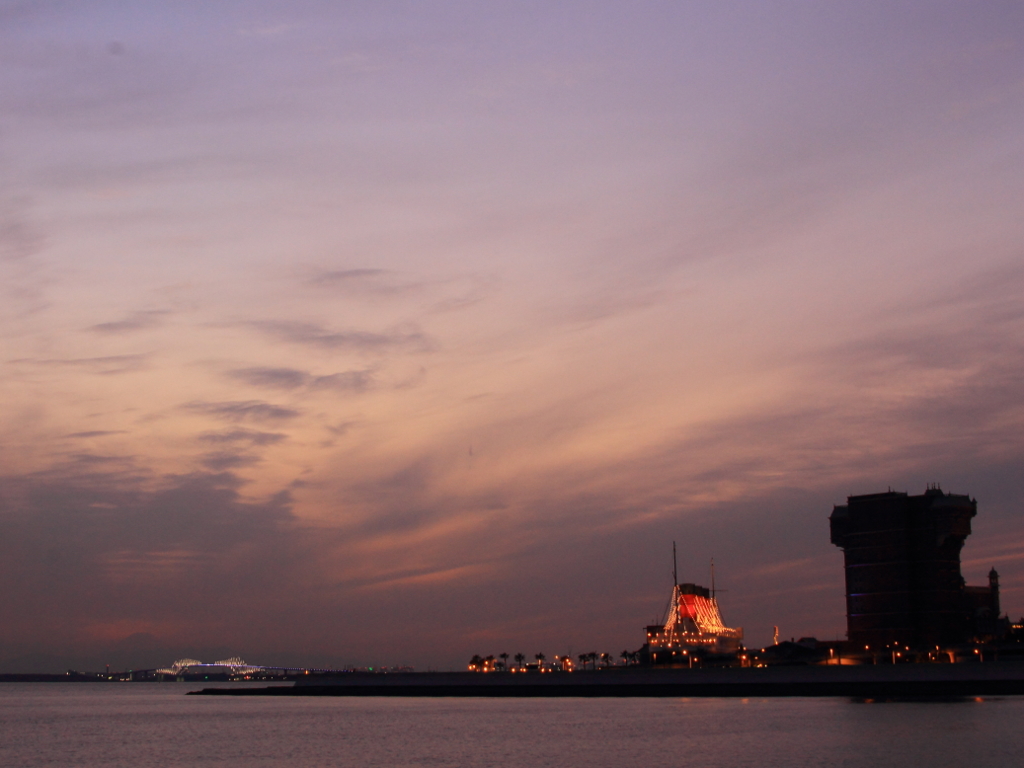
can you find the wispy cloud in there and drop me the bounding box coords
[66,453,129,466]
[309,268,387,283]
[0,198,44,262]
[199,451,262,471]
[226,366,373,392]
[196,429,288,446]
[9,355,148,375]
[348,562,494,592]
[182,400,300,422]
[246,320,431,353]
[237,22,299,39]
[89,310,168,334]
[303,268,424,298]
[306,269,497,316]
[227,367,307,390]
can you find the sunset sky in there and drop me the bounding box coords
[2,1,1024,672]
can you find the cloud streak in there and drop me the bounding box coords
[246,320,431,354]
[196,429,288,446]
[226,366,373,392]
[0,198,44,262]
[8,355,148,375]
[89,310,169,334]
[181,401,300,423]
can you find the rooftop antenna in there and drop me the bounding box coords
[672,541,678,587]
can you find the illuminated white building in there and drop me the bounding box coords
[644,583,743,661]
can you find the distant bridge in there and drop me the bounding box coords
[155,657,264,677]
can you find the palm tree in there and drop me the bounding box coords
[620,650,630,666]
[499,652,509,671]
[468,654,483,671]
[514,653,525,670]
[535,652,546,669]
[588,652,598,670]
[578,653,588,669]
[600,653,610,668]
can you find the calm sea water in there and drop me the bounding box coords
[1,683,1022,767]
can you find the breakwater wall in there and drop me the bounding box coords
[191,662,1024,697]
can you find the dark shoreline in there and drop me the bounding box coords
[190,681,1024,697]
[189,663,1024,698]
[0,674,111,683]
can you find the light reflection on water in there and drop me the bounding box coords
[1,683,1022,767]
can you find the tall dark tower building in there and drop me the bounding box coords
[829,487,976,649]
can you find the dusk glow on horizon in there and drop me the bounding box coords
[2,1,1023,672]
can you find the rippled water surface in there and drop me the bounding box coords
[2,683,1023,767]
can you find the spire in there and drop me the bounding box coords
[672,541,678,587]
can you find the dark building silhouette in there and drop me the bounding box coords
[964,568,1005,641]
[830,486,1001,649]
